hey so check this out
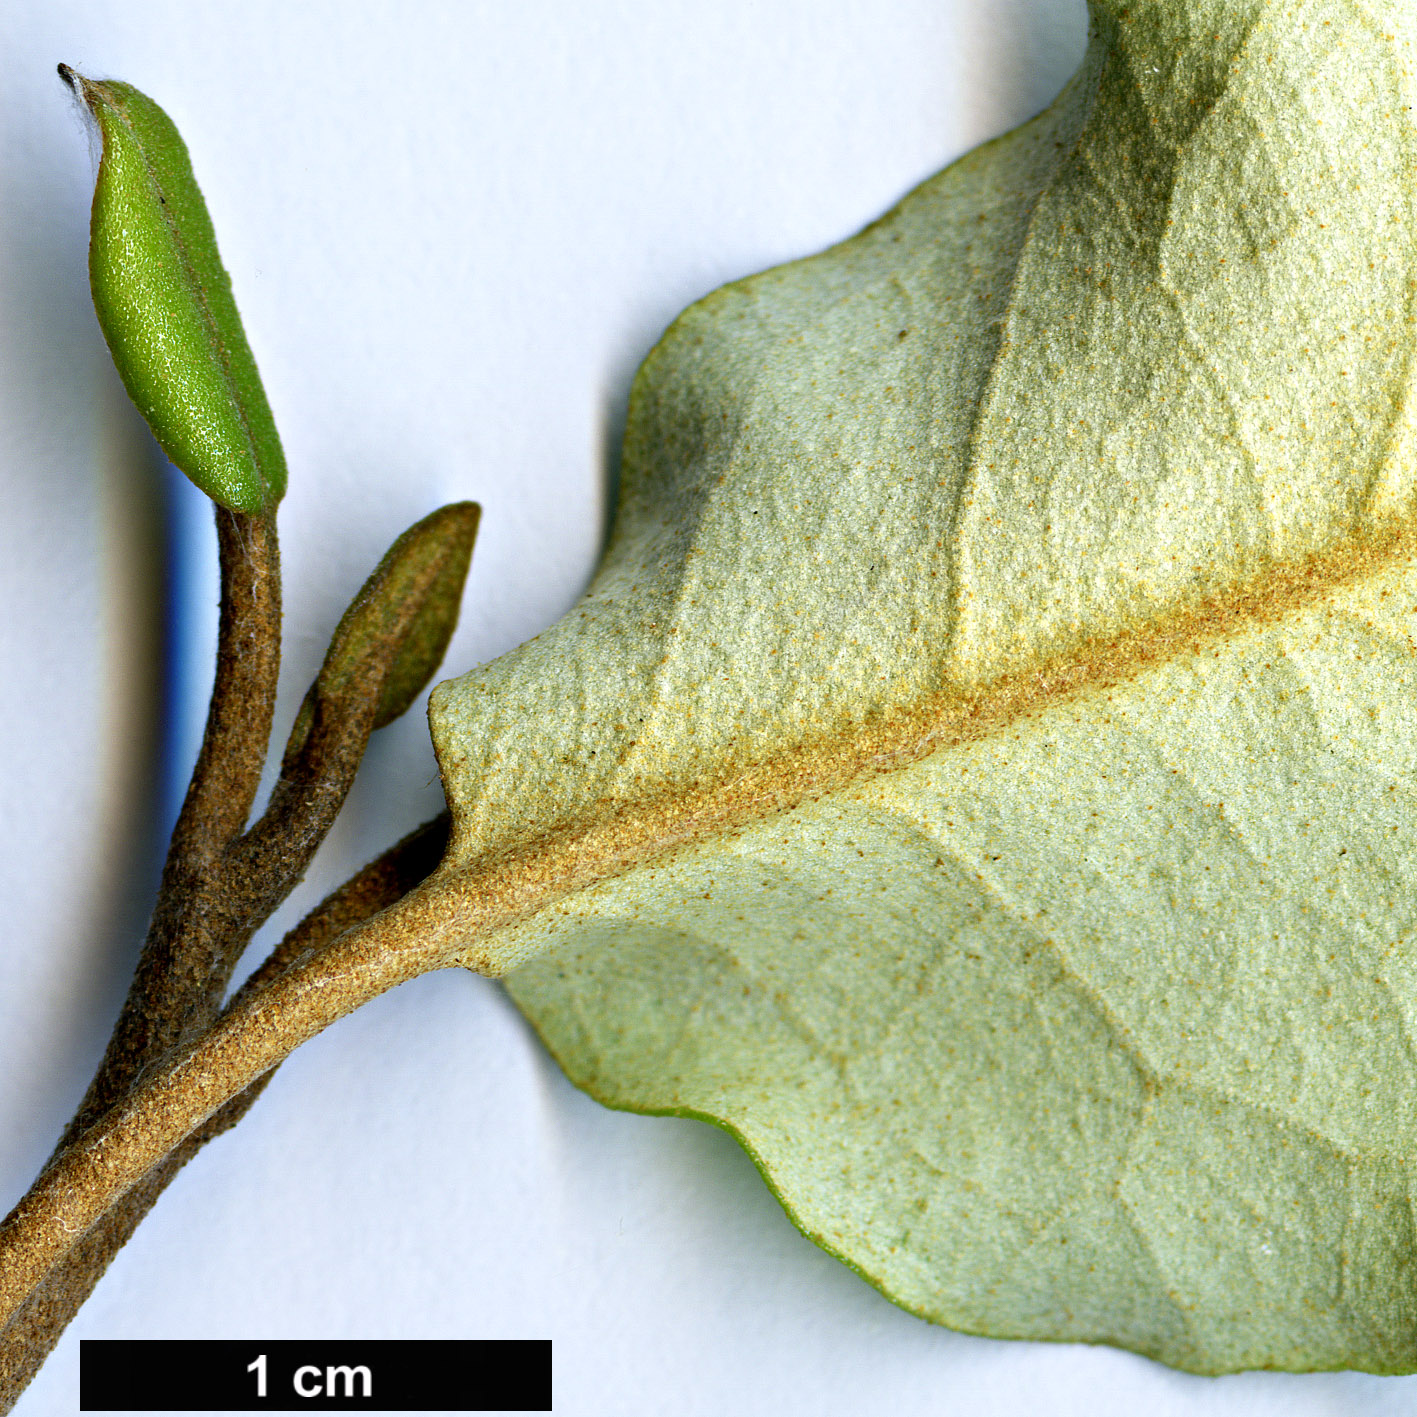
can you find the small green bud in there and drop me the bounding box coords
[366,502,483,731]
[62,66,286,513]
[285,502,481,764]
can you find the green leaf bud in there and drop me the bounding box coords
[63,66,286,513]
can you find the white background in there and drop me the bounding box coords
[1,2,1413,1414]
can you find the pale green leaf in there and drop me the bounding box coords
[423,0,1417,1373]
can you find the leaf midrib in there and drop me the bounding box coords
[389,515,1417,977]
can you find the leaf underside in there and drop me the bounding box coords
[429,0,1417,1374]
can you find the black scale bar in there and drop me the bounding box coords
[80,1339,550,1411]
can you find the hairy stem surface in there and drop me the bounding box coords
[0,483,469,1411]
[63,508,282,1145]
[0,816,449,1409]
[0,889,455,1338]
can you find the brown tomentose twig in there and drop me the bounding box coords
[0,475,476,1411]
[0,815,450,1411]
[59,507,283,1148]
